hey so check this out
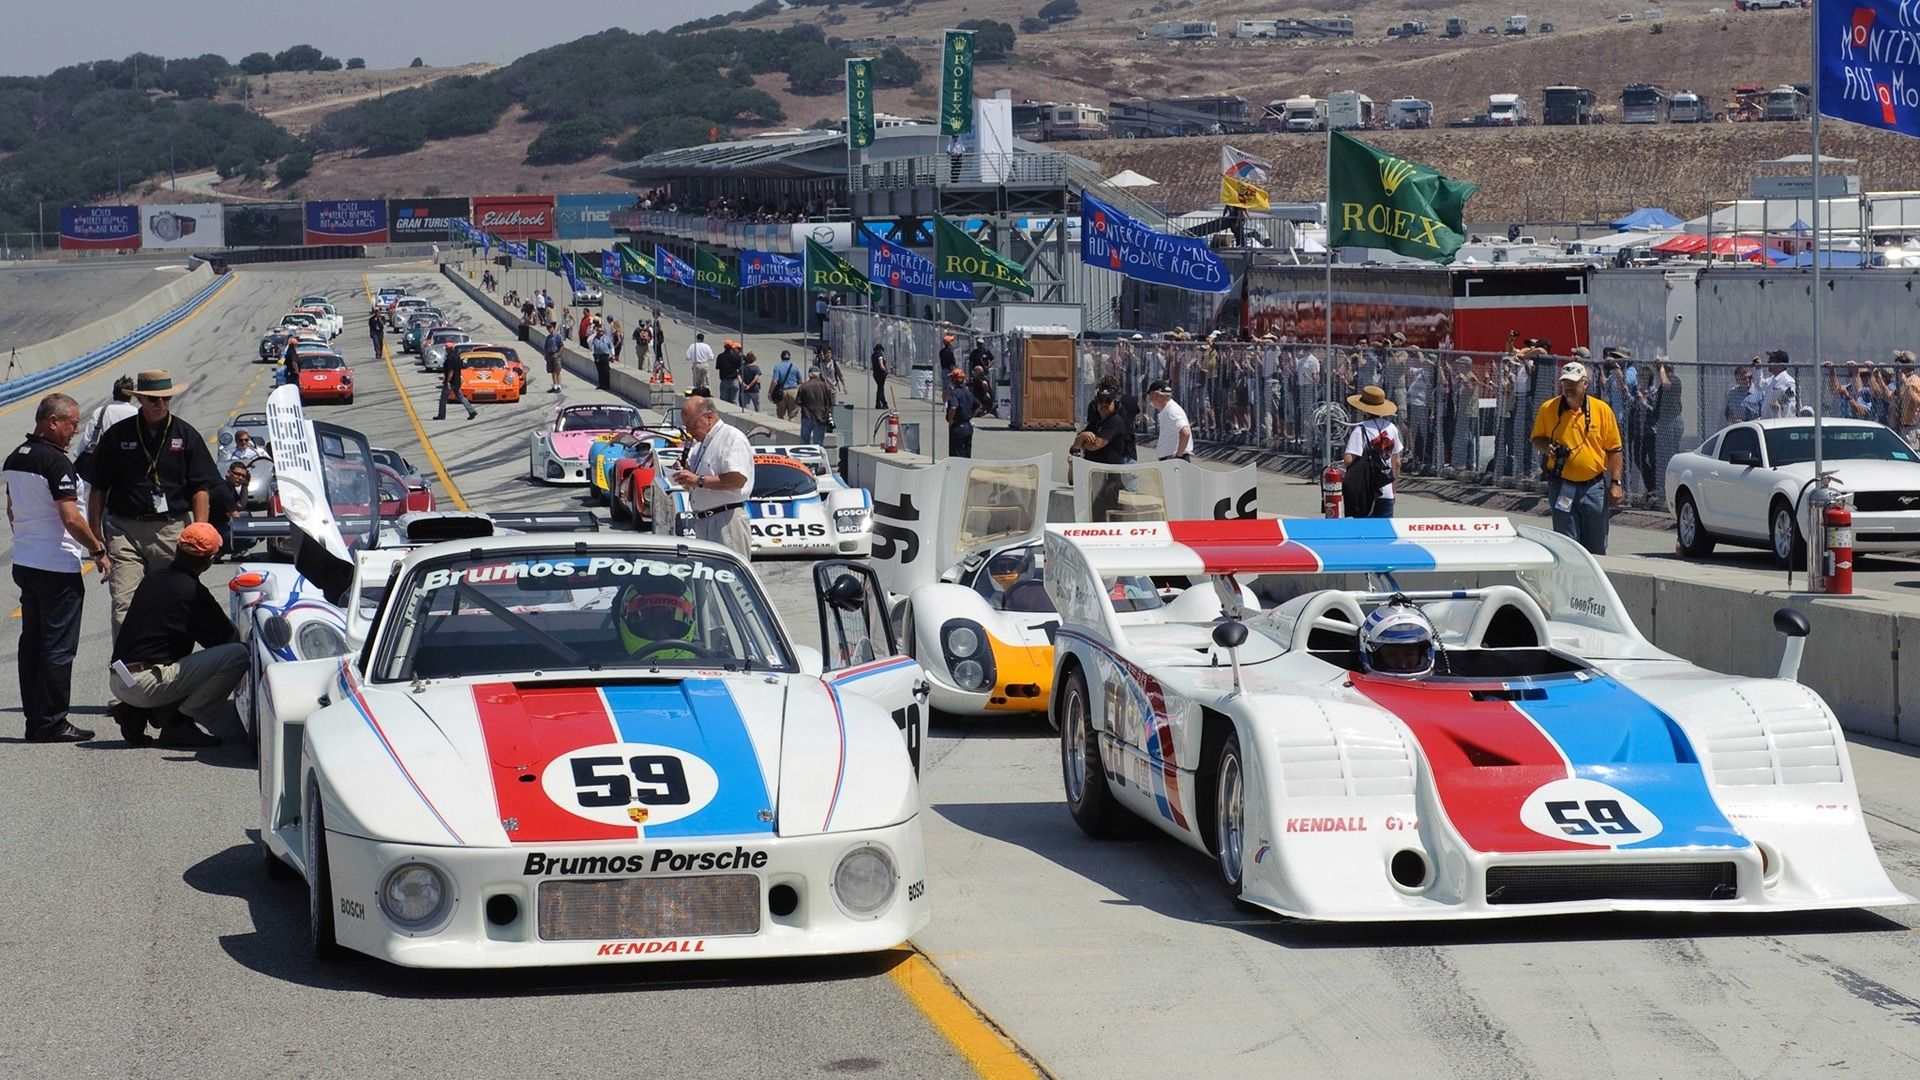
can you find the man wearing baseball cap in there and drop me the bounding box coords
[1148,380,1191,461]
[1529,360,1624,555]
[106,522,245,747]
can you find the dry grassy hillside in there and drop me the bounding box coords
[222,63,499,133]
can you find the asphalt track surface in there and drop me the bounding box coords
[0,261,194,354]
[3,263,1919,1080]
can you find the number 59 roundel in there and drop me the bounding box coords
[1519,778,1663,847]
[542,744,720,828]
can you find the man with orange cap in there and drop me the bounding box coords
[107,522,244,747]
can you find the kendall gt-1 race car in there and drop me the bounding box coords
[647,444,875,557]
[872,454,1261,719]
[1045,515,1914,920]
[528,401,649,484]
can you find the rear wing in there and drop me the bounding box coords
[755,443,831,475]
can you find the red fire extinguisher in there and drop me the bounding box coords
[1322,466,1345,518]
[884,411,900,454]
[1822,497,1854,595]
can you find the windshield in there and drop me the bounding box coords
[373,548,795,681]
[1764,425,1916,466]
[752,457,816,498]
[466,354,508,370]
[559,406,642,431]
[300,354,346,370]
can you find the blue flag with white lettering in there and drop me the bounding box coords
[740,249,804,289]
[1819,0,1920,138]
[656,245,696,288]
[601,250,622,283]
[1080,191,1231,294]
[865,229,972,299]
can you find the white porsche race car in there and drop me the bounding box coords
[528,401,651,485]
[249,513,931,967]
[648,443,875,557]
[1046,515,1913,921]
[872,454,1261,719]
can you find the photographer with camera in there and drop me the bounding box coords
[1530,361,1624,555]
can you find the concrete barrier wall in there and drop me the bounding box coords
[5,264,216,380]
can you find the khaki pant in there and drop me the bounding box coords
[775,393,800,421]
[693,506,752,562]
[110,643,248,724]
[104,514,187,641]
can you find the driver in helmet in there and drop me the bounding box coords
[1360,596,1437,678]
[976,547,1034,604]
[615,574,698,660]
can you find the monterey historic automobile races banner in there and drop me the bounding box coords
[865,229,971,299]
[140,203,224,249]
[304,199,389,245]
[223,202,304,247]
[389,197,471,241]
[656,245,696,288]
[1080,192,1230,294]
[471,194,556,240]
[740,249,803,289]
[556,193,633,239]
[59,206,140,250]
[1819,0,1920,138]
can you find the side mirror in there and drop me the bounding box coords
[1728,450,1762,467]
[825,574,867,614]
[260,613,293,654]
[1773,605,1810,682]
[218,429,234,447]
[1212,620,1249,649]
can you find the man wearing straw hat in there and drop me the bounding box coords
[85,369,219,640]
[1342,385,1404,518]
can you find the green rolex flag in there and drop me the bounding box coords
[940,31,975,136]
[572,252,606,284]
[934,215,1032,296]
[615,242,655,279]
[804,237,871,296]
[1327,131,1477,262]
[846,58,875,151]
[531,240,565,273]
[694,248,736,293]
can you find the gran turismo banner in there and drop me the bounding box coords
[471,194,556,240]
[866,228,971,299]
[846,57,875,151]
[140,203,224,249]
[556,193,634,239]
[940,30,975,136]
[224,202,304,247]
[740,250,803,289]
[1327,131,1476,262]
[390,197,471,240]
[1080,192,1230,294]
[1818,0,1920,138]
[59,206,140,250]
[304,199,389,245]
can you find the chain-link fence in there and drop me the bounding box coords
[823,309,1010,406]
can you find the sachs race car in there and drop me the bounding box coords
[1046,516,1914,920]
[873,454,1261,718]
[528,401,649,484]
[647,444,875,557]
[250,515,931,966]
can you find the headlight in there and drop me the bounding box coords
[944,625,980,657]
[379,862,451,931]
[951,659,985,689]
[831,845,897,920]
[547,461,564,479]
[294,621,348,659]
[833,507,870,534]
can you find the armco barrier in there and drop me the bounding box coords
[0,265,224,407]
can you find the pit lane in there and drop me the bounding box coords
[2,263,1918,1079]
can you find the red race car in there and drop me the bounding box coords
[295,350,354,404]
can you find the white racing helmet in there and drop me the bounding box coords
[1360,597,1436,678]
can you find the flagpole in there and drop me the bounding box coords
[1809,20,1825,485]
[1323,123,1335,474]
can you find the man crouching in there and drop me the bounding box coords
[107,522,245,748]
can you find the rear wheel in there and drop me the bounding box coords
[1674,491,1715,558]
[1214,730,1247,897]
[305,780,344,961]
[1061,667,1130,839]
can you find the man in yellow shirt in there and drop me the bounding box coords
[1529,360,1624,554]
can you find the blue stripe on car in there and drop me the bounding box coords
[602,681,775,837]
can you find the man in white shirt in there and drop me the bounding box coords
[1147,380,1191,461]
[1756,350,1798,417]
[685,332,715,391]
[670,394,755,559]
[1342,384,1404,518]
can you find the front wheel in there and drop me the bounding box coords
[1061,667,1130,839]
[1214,729,1247,898]
[1674,491,1715,558]
[1770,500,1806,568]
[305,780,345,961]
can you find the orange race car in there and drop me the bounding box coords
[295,350,354,404]
[458,348,523,403]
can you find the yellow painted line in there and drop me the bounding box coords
[887,948,1048,1080]
[361,274,467,511]
[0,272,236,421]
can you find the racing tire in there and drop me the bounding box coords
[1770,499,1806,568]
[1213,730,1248,899]
[609,488,629,523]
[305,780,345,961]
[1060,667,1131,839]
[1674,491,1715,558]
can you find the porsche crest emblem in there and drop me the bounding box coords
[628,806,650,824]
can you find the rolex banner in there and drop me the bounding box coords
[867,228,973,300]
[805,237,872,296]
[933,214,1033,296]
[846,58,875,151]
[617,242,656,283]
[1221,145,1272,211]
[940,31,975,136]
[695,248,736,295]
[1327,130,1477,262]
[573,252,606,284]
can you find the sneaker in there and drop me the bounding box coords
[112,701,153,746]
[155,721,220,748]
[27,721,94,743]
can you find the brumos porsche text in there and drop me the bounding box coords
[523,846,769,876]
[419,556,739,591]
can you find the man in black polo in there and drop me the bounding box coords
[86,369,218,640]
[1071,387,1130,521]
[6,393,111,742]
[108,522,242,747]
[437,344,478,420]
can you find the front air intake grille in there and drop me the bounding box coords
[1484,862,1738,905]
[1850,491,1920,513]
[538,874,761,941]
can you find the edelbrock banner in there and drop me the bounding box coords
[865,228,971,299]
[59,206,140,250]
[140,203,224,249]
[390,197,470,240]
[471,194,555,240]
[1080,192,1230,295]
[556,193,633,239]
[1819,1,1920,138]
[304,199,389,245]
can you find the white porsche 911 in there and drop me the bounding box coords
[1047,516,1912,920]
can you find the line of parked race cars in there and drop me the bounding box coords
[207,286,1910,972]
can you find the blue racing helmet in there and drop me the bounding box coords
[1360,597,1436,678]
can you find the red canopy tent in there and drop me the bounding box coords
[1651,234,1785,263]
